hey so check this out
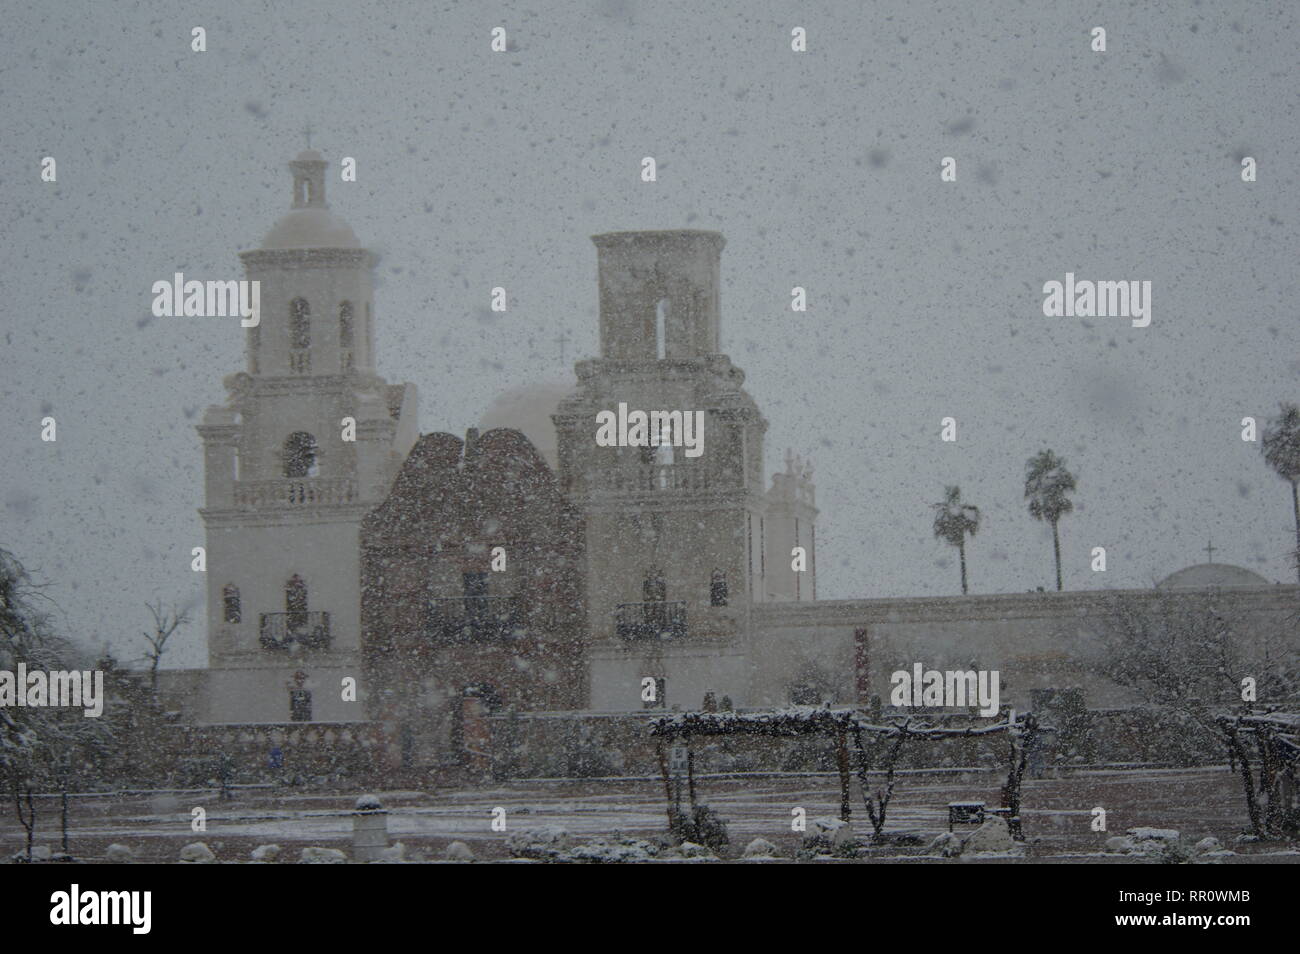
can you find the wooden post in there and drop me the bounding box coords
[655,741,674,830]
[686,740,698,813]
[1003,714,1033,842]
[835,729,852,822]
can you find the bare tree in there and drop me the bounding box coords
[1218,713,1300,840]
[1100,589,1299,762]
[141,601,191,702]
[1262,403,1300,583]
[849,718,915,837]
[0,547,112,860]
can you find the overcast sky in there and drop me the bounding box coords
[2,1,1297,668]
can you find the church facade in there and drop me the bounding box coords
[175,153,1298,776]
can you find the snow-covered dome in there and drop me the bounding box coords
[480,381,572,470]
[262,207,360,249]
[1156,563,1271,589]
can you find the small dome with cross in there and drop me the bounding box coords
[261,150,360,249]
[1156,563,1271,589]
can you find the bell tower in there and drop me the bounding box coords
[195,151,418,725]
[555,231,769,665]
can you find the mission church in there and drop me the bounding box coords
[167,152,1297,776]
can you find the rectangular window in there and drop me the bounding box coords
[710,570,728,607]
[463,571,489,625]
[222,585,241,624]
[289,689,312,723]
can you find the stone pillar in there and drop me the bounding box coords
[352,794,388,863]
[197,408,240,508]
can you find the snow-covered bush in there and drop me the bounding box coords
[563,839,654,863]
[505,825,572,860]
[670,804,730,850]
[742,837,780,859]
[443,841,475,862]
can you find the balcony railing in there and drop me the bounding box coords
[615,600,687,641]
[427,595,523,643]
[234,478,358,508]
[260,611,330,651]
[601,467,710,492]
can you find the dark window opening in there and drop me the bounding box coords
[710,570,728,607]
[642,567,666,604]
[290,298,311,349]
[339,301,354,347]
[289,689,312,722]
[282,432,318,478]
[222,584,241,624]
[286,574,308,629]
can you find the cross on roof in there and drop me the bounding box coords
[1204,540,1217,563]
[303,123,314,150]
[556,329,572,364]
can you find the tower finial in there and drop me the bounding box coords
[303,122,314,150]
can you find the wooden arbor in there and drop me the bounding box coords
[1217,710,1300,839]
[649,706,1046,840]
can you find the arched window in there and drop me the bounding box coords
[282,432,318,478]
[339,301,354,348]
[289,688,312,722]
[290,298,311,349]
[339,301,354,371]
[654,417,674,475]
[710,570,728,607]
[222,584,241,623]
[285,574,308,627]
[643,566,666,604]
[655,298,669,359]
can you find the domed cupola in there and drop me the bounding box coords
[261,150,360,250]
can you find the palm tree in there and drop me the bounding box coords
[1024,450,1076,591]
[932,485,981,594]
[1262,403,1300,583]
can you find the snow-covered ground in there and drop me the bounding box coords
[4,766,1298,862]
